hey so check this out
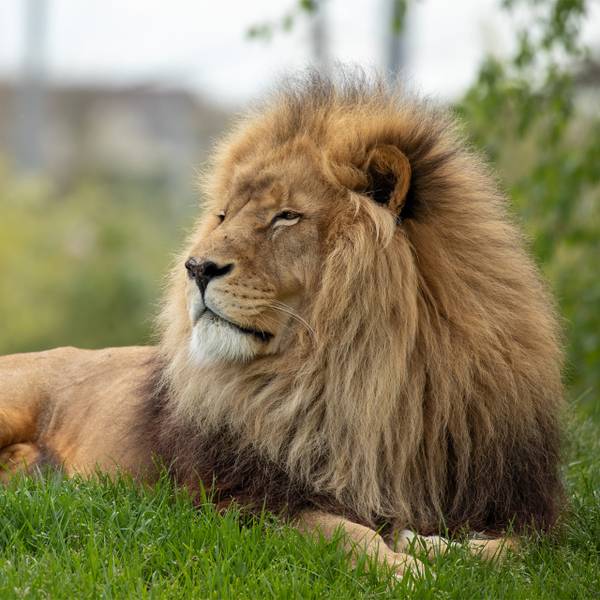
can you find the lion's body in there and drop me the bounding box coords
[0,73,564,576]
[0,346,156,480]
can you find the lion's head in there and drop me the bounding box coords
[155,72,564,534]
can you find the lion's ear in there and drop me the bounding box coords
[364,145,411,220]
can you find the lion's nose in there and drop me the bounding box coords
[185,258,233,294]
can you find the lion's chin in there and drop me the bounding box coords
[189,314,260,365]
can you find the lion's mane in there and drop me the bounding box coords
[145,72,564,534]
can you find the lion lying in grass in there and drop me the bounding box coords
[0,72,563,579]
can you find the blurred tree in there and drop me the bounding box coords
[247,0,321,41]
[0,165,180,352]
[457,0,600,408]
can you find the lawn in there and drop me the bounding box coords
[1,412,598,599]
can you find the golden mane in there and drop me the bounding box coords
[154,72,564,534]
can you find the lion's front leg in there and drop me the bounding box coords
[295,510,426,580]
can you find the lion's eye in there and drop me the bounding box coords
[216,211,226,224]
[272,210,302,226]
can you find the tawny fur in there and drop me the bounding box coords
[154,72,564,535]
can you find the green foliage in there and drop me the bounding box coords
[247,0,323,41]
[0,165,182,353]
[457,0,600,407]
[391,0,409,34]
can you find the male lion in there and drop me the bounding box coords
[0,73,564,579]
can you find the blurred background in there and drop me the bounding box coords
[0,0,598,416]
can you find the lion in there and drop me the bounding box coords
[0,72,564,579]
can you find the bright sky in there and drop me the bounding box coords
[0,0,598,106]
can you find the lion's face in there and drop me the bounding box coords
[185,153,332,364]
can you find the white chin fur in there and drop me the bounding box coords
[189,316,258,364]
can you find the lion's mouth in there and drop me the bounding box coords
[203,308,273,343]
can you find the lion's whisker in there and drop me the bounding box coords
[269,301,317,342]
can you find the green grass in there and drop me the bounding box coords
[1,415,599,599]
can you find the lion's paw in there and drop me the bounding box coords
[387,552,428,581]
